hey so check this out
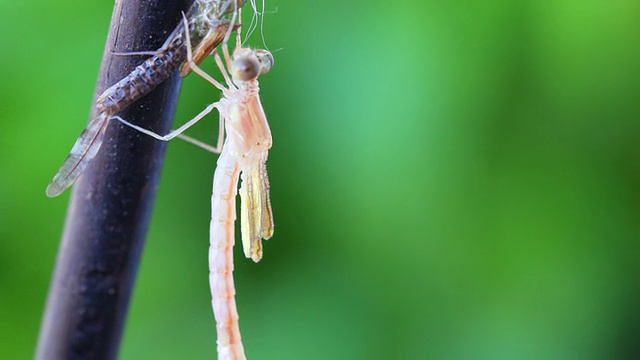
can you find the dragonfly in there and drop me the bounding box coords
[113,3,274,358]
[46,0,247,197]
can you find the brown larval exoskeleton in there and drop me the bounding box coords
[46,0,247,197]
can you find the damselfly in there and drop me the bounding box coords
[114,3,274,358]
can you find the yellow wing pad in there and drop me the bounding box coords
[239,158,274,262]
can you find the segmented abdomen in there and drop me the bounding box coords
[95,26,190,114]
[209,149,247,360]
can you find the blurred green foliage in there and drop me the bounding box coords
[1,0,639,359]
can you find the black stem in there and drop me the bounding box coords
[37,0,193,359]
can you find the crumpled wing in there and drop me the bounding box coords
[46,113,108,197]
[239,155,274,262]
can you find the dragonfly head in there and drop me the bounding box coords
[231,49,274,81]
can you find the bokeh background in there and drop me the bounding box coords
[2,0,640,359]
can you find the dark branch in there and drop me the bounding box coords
[37,0,193,359]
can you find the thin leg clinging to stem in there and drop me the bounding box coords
[215,52,235,90]
[221,2,240,72]
[112,50,163,56]
[112,20,184,57]
[181,13,229,93]
[176,132,222,153]
[176,110,226,154]
[113,104,227,153]
[112,100,222,144]
[213,7,238,91]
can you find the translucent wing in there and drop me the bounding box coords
[239,155,274,262]
[46,114,109,197]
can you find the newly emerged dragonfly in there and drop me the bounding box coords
[114,4,274,358]
[46,0,247,197]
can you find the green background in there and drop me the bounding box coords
[2,0,639,359]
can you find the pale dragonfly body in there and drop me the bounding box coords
[114,6,274,359]
[46,0,247,197]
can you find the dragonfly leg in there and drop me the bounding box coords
[221,1,240,77]
[112,100,221,142]
[174,106,226,154]
[111,26,176,57]
[180,13,228,93]
[112,50,161,57]
[214,52,235,90]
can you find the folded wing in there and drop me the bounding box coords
[239,155,274,262]
[46,113,109,197]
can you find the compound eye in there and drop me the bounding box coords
[255,50,274,74]
[231,57,260,81]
